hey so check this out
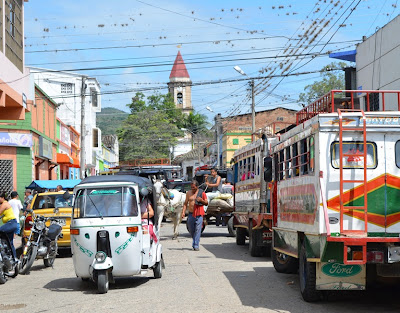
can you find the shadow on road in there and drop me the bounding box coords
[223,266,400,312]
[44,276,150,294]
[202,242,270,262]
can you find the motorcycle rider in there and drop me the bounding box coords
[0,192,19,258]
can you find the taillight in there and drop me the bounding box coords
[367,251,384,263]
[24,216,33,231]
[127,226,138,233]
[70,229,79,235]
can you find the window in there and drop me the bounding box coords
[73,187,138,218]
[233,138,239,145]
[396,141,400,168]
[90,88,98,107]
[300,138,308,175]
[92,128,99,148]
[277,117,284,121]
[279,151,284,180]
[177,92,183,105]
[8,1,14,37]
[285,146,291,178]
[331,141,377,169]
[368,93,379,111]
[61,83,73,94]
[275,136,315,181]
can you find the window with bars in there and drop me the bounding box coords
[61,83,73,94]
[275,136,315,181]
[0,160,13,198]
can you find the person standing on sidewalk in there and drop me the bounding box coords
[0,192,19,258]
[182,180,208,251]
[9,191,23,235]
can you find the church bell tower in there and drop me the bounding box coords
[168,51,193,115]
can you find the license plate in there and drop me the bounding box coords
[53,219,66,226]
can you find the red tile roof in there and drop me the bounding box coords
[169,51,190,79]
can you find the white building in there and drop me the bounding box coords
[29,68,102,176]
[356,15,400,110]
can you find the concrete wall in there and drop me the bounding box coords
[356,15,400,110]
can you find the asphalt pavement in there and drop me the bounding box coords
[2,221,400,313]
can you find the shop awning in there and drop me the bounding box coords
[71,156,80,168]
[57,153,73,165]
[26,179,81,190]
[57,153,80,168]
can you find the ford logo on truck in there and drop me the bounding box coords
[322,263,362,277]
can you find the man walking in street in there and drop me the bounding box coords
[23,189,33,210]
[9,191,23,235]
[182,180,208,251]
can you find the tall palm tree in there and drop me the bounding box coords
[183,112,210,148]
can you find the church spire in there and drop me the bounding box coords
[169,51,190,79]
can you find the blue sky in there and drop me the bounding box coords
[24,0,400,123]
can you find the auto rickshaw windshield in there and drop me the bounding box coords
[73,186,138,218]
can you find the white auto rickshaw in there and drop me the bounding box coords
[70,175,163,293]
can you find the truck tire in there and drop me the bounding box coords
[227,216,236,237]
[299,242,321,302]
[249,226,264,257]
[236,227,246,245]
[271,246,298,274]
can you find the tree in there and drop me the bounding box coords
[182,112,211,148]
[298,62,347,105]
[118,92,183,161]
[118,108,181,161]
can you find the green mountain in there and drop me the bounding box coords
[97,107,129,135]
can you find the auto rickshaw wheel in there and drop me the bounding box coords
[153,259,162,279]
[97,270,109,294]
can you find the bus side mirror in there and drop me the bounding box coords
[263,157,273,182]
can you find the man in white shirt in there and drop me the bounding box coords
[9,191,23,235]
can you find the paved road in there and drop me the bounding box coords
[3,221,400,313]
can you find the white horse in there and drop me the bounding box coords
[153,181,186,239]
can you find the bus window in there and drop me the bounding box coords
[301,138,308,175]
[310,137,315,172]
[331,141,377,169]
[279,151,284,180]
[293,143,299,177]
[285,147,291,179]
[396,141,400,168]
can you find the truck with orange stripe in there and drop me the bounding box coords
[265,90,400,301]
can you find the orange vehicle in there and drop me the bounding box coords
[23,191,72,247]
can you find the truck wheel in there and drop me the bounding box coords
[271,246,298,273]
[227,217,236,237]
[299,242,320,302]
[236,227,246,245]
[97,270,109,294]
[249,226,264,257]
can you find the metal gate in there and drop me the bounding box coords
[0,160,13,197]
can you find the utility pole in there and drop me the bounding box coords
[250,79,255,142]
[80,76,87,179]
[215,114,220,167]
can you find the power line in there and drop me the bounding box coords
[26,39,360,67]
[25,36,294,54]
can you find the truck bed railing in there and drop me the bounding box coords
[296,90,400,125]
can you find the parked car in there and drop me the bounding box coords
[23,191,73,248]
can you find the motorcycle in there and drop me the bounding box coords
[19,210,63,274]
[0,231,19,283]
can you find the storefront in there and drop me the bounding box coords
[0,132,33,196]
[33,135,58,181]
